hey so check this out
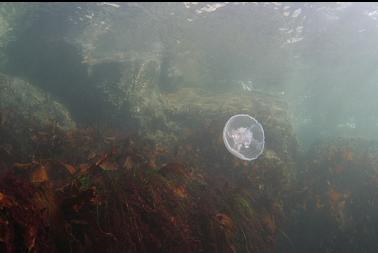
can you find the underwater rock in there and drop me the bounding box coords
[71,34,298,252]
[279,137,378,253]
[0,73,76,130]
[82,48,297,180]
[0,74,76,161]
[0,73,76,160]
[87,54,296,170]
[79,48,298,252]
[163,88,296,166]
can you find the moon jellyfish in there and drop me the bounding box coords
[223,114,265,161]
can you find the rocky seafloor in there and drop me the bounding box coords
[1,4,378,252]
[2,62,378,252]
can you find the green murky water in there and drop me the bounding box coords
[2,3,378,253]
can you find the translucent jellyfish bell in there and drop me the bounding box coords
[223,114,265,161]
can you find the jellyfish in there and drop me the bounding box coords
[223,114,265,161]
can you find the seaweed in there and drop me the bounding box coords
[0,118,288,253]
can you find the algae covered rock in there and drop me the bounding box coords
[85,50,298,192]
[95,54,296,164]
[81,49,298,252]
[0,73,76,160]
[280,137,378,253]
[0,73,76,130]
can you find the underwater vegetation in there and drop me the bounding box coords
[2,2,378,253]
[279,138,378,253]
[0,115,288,253]
[1,63,377,252]
[0,63,293,253]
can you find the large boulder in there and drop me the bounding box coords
[0,73,76,160]
[0,74,76,130]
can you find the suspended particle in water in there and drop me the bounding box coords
[223,114,265,161]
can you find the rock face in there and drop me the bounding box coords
[87,54,297,162]
[0,73,76,130]
[0,73,76,159]
[86,49,298,182]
